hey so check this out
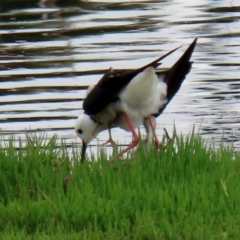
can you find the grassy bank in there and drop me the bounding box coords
[0,131,240,239]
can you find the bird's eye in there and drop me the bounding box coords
[77,129,83,134]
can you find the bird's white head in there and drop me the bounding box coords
[75,113,99,144]
[75,113,104,162]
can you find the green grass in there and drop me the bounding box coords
[0,130,240,239]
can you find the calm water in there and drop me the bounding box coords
[0,0,240,152]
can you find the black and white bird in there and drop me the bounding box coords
[75,38,197,162]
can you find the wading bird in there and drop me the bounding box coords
[75,38,197,162]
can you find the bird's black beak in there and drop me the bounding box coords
[81,141,87,163]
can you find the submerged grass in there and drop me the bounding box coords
[0,130,240,239]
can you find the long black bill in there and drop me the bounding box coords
[81,141,88,163]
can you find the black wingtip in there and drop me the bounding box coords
[166,37,198,92]
[186,37,197,56]
[175,37,197,67]
[153,37,198,117]
[141,45,182,70]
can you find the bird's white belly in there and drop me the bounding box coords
[119,67,160,117]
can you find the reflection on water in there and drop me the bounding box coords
[0,0,240,151]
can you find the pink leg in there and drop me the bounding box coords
[148,116,160,148]
[101,128,116,147]
[110,112,139,162]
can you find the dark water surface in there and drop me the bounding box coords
[0,0,240,152]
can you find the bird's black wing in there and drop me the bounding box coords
[153,37,197,117]
[83,46,181,115]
